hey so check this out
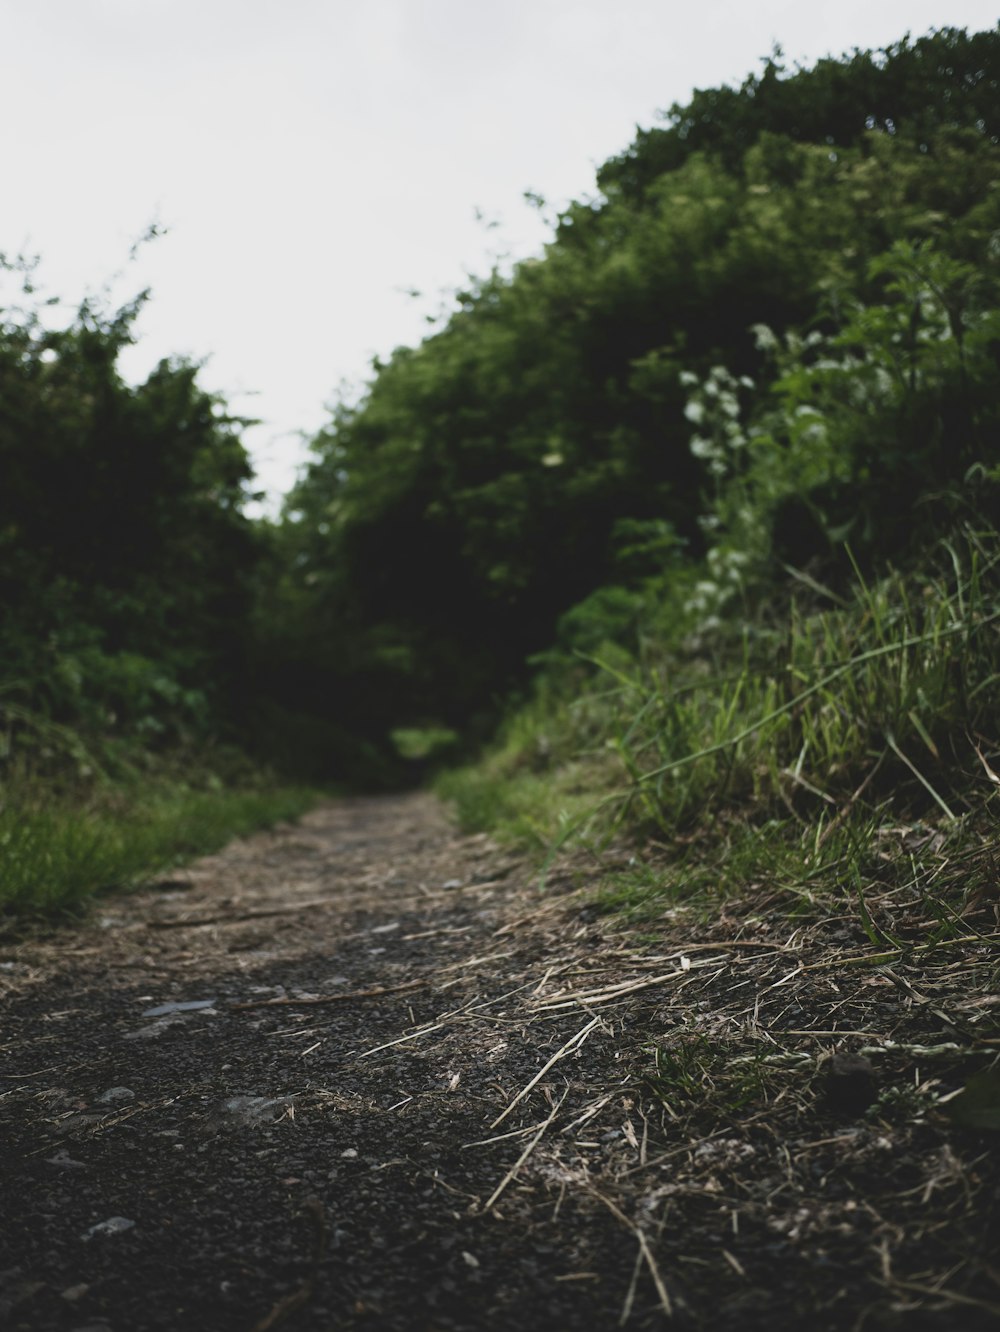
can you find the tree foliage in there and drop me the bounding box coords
[4,26,998,785]
[278,26,1000,766]
[0,259,259,758]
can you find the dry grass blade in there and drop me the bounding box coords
[886,1279,1000,1318]
[805,933,1000,970]
[232,980,423,1011]
[619,1244,644,1326]
[462,1121,547,1150]
[482,1089,567,1212]
[532,968,711,1012]
[886,731,958,821]
[357,1022,445,1058]
[490,1017,600,1129]
[972,741,1000,788]
[590,1188,672,1319]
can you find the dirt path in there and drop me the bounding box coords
[1,795,997,1331]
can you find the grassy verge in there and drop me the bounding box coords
[0,765,319,923]
[436,527,1000,1305]
[438,524,1000,921]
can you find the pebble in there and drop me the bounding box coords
[46,1150,88,1169]
[96,1087,135,1105]
[142,999,216,1017]
[222,1096,290,1127]
[82,1216,135,1241]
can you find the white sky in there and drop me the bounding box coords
[3,0,998,506]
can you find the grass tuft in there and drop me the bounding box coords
[0,773,318,922]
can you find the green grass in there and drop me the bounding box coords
[436,761,605,846]
[0,776,319,921]
[438,524,1000,922]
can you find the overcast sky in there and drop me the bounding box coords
[4,1,998,505]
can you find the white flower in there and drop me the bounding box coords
[689,433,717,459]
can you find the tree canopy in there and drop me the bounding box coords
[3,25,998,784]
[275,25,1000,768]
[0,261,260,756]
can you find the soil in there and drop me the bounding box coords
[1,793,998,1331]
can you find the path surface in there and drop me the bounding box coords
[1,795,997,1331]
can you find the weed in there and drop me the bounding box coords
[647,1036,767,1123]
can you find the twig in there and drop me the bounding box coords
[148,898,338,928]
[248,1198,327,1332]
[490,1017,600,1129]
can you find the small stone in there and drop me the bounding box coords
[61,1283,90,1302]
[222,1096,290,1127]
[340,1148,358,1159]
[82,1216,135,1241]
[825,1053,877,1115]
[96,1087,135,1105]
[46,1149,88,1169]
[54,1113,102,1135]
[142,999,215,1017]
[461,1251,480,1268]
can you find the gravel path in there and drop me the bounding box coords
[1,794,997,1331]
